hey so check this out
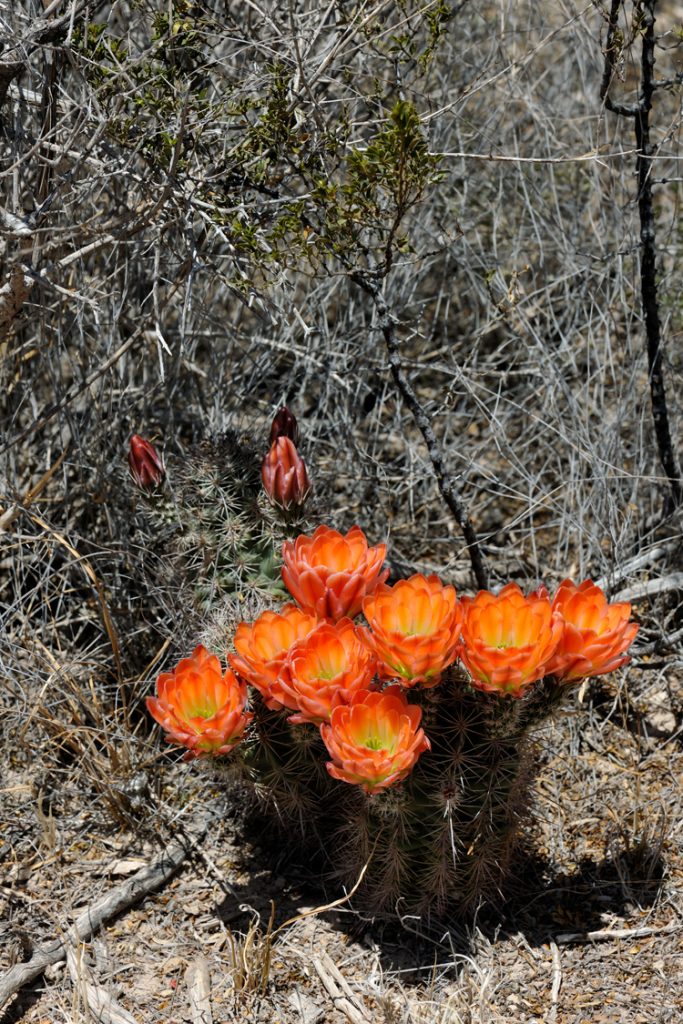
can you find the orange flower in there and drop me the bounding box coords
[282,525,388,620]
[229,604,318,710]
[545,579,639,682]
[320,687,430,794]
[278,618,377,724]
[358,573,462,686]
[460,583,563,696]
[147,645,252,760]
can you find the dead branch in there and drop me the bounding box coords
[312,953,371,1024]
[554,921,682,945]
[352,273,489,589]
[547,940,561,1024]
[600,0,682,511]
[0,1,97,107]
[65,946,137,1024]
[0,256,191,457]
[185,957,213,1024]
[0,812,213,1013]
[612,572,683,603]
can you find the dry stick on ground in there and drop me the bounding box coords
[352,273,489,589]
[313,952,371,1024]
[554,920,683,945]
[612,572,683,603]
[600,0,682,512]
[0,810,214,1013]
[65,946,138,1024]
[185,957,213,1024]
[547,940,561,1024]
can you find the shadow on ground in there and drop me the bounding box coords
[218,803,667,984]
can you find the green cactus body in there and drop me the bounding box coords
[139,432,310,620]
[239,696,335,837]
[232,673,563,917]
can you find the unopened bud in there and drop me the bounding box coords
[128,434,165,491]
[270,406,300,448]
[261,436,311,511]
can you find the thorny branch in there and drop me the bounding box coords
[0,1,98,108]
[352,271,489,590]
[600,0,682,511]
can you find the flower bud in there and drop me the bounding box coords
[128,434,165,491]
[270,406,300,447]
[261,436,311,511]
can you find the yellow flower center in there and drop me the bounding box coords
[314,651,344,681]
[364,734,383,750]
[187,697,219,720]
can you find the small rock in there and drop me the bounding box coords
[643,706,677,737]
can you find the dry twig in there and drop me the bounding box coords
[312,952,371,1024]
[65,945,137,1024]
[0,812,214,1012]
[185,957,213,1024]
[554,921,682,945]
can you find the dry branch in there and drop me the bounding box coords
[312,953,371,1024]
[0,257,191,457]
[612,572,683,603]
[600,0,682,511]
[547,940,561,1024]
[185,957,213,1024]
[65,946,137,1024]
[0,813,213,1013]
[554,921,682,945]
[352,273,489,589]
[0,1,96,106]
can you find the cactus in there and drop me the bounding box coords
[333,679,573,914]
[139,436,639,919]
[130,425,312,630]
[167,432,289,611]
[235,674,542,916]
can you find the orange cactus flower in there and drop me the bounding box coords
[229,604,318,710]
[147,645,252,760]
[358,573,462,686]
[545,579,639,682]
[278,618,377,724]
[459,583,563,697]
[320,686,430,794]
[282,524,388,621]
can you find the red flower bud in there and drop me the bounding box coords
[261,436,311,511]
[270,406,300,447]
[128,434,165,491]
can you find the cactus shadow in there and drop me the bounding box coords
[476,835,667,950]
[213,808,666,984]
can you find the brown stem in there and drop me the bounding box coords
[352,272,489,590]
[600,0,682,511]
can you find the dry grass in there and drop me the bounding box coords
[2,1,683,1021]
